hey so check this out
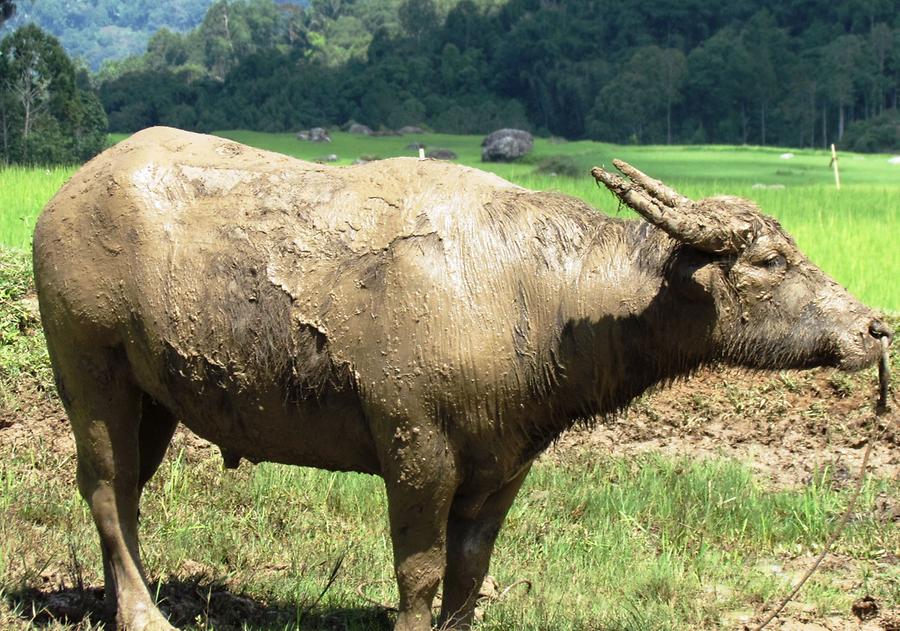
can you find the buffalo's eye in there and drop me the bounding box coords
[761,254,786,270]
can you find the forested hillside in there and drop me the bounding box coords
[1,0,898,153]
[97,0,899,151]
[0,0,253,70]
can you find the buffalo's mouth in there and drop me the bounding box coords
[725,317,891,372]
[834,318,892,372]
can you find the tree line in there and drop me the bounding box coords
[98,0,899,152]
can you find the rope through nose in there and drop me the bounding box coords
[753,337,892,630]
[878,336,890,413]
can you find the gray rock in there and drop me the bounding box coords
[398,125,425,135]
[309,127,331,143]
[481,128,533,162]
[296,127,331,143]
[406,142,426,150]
[348,123,373,135]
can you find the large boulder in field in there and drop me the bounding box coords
[481,128,533,162]
[296,127,331,143]
[348,123,373,135]
[309,127,331,143]
[398,125,425,135]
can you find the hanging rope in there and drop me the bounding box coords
[753,338,892,630]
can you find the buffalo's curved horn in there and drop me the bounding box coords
[611,159,691,208]
[590,165,669,221]
[591,161,755,255]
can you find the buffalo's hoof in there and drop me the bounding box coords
[121,608,178,631]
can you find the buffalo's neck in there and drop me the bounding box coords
[551,220,717,424]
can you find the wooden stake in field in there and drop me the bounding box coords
[829,144,841,190]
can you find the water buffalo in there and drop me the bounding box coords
[33,127,891,631]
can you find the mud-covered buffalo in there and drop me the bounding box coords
[33,128,891,631]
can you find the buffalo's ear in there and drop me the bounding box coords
[592,160,760,255]
[667,246,717,301]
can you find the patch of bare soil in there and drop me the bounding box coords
[548,365,898,491]
[1,381,74,455]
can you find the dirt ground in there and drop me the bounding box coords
[1,361,897,630]
[550,365,898,491]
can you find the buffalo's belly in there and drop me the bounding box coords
[129,347,380,474]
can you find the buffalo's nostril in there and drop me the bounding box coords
[869,319,893,344]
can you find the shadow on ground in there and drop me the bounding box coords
[4,574,394,630]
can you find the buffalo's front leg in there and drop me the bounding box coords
[379,421,459,631]
[438,465,531,630]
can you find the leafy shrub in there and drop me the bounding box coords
[841,110,899,153]
[534,155,583,178]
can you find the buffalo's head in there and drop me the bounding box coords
[592,160,891,371]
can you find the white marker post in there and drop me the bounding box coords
[419,147,425,161]
[830,144,841,190]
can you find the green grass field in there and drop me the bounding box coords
[0,165,77,252]
[7,131,900,311]
[1,409,897,630]
[208,129,900,187]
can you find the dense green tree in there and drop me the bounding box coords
[0,24,107,163]
[823,34,866,141]
[398,0,438,46]
[683,27,755,143]
[741,10,787,145]
[842,108,899,152]
[867,23,894,115]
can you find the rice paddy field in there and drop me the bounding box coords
[4,131,899,311]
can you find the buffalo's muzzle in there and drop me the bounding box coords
[869,319,893,345]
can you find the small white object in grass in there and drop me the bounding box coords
[888,156,900,164]
[779,153,795,160]
[419,148,425,160]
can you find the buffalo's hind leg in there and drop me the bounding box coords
[438,466,531,630]
[102,395,177,619]
[52,343,176,631]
